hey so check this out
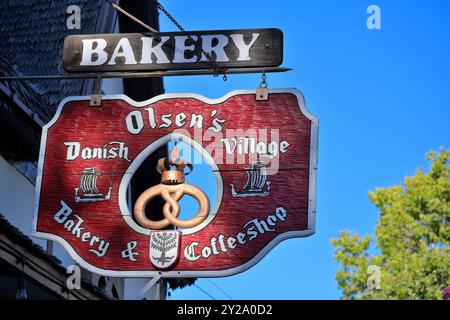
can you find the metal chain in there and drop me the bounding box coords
[155,1,227,79]
[105,0,227,79]
[105,0,158,33]
[259,72,268,88]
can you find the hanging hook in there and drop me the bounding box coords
[259,71,268,88]
[256,71,269,101]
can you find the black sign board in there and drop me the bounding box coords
[63,28,283,72]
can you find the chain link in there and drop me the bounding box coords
[105,0,159,32]
[105,0,227,79]
[155,1,227,78]
[259,72,268,88]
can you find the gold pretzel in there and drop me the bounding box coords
[134,147,210,230]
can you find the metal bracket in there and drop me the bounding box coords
[90,77,103,107]
[139,274,162,299]
[256,87,269,101]
[90,94,102,107]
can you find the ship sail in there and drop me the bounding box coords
[230,160,271,198]
[92,173,100,194]
[74,167,112,203]
[80,168,101,195]
[242,161,267,191]
[251,167,259,190]
[81,173,89,193]
[243,168,252,190]
[257,166,267,189]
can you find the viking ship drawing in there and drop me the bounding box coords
[230,160,271,198]
[74,167,112,203]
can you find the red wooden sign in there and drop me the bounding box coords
[33,89,318,278]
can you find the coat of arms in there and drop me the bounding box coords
[149,231,181,270]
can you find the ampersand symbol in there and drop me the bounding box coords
[121,241,139,262]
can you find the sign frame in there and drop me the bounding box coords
[62,28,283,73]
[32,88,318,278]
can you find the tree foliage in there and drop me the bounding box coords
[332,148,450,300]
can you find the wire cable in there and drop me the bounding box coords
[207,279,234,300]
[194,284,216,300]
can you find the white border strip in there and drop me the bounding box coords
[118,132,223,236]
[32,88,318,278]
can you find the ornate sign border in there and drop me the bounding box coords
[32,88,318,278]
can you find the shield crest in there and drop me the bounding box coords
[149,230,181,270]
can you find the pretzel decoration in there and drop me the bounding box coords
[134,147,210,230]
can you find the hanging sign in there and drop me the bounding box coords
[62,28,283,72]
[33,89,318,277]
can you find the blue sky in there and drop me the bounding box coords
[157,0,450,299]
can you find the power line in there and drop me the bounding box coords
[207,279,234,300]
[194,284,216,300]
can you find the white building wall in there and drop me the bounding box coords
[0,156,75,267]
[0,156,38,239]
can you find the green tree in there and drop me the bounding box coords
[332,148,450,300]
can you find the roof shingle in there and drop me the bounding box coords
[0,0,106,114]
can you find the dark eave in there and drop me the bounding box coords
[0,1,117,161]
[0,213,110,300]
